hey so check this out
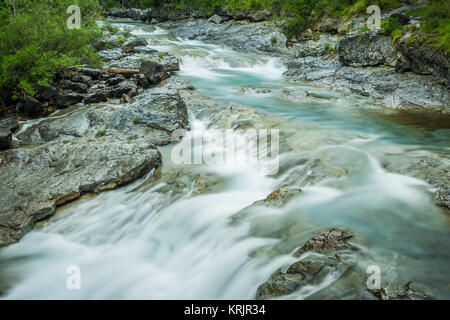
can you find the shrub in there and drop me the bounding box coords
[0,0,104,103]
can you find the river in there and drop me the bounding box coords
[0,20,449,299]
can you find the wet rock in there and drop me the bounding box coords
[0,135,162,247]
[110,80,138,98]
[256,228,360,299]
[254,188,302,209]
[140,60,169,85]
[192,172,225,195]
[171,19,287,54]
[285,56,450,112]
[0,84,191,246]
[16,95,44,116]
[55,92,84,108]
[368,281,431,300]
[85,91,107,104]
[0,127,12,150]
[294,228,357,256]
[337,30,400,67]
[60,80,88,93]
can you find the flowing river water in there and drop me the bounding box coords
[0,21,449,299]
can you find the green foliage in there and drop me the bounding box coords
[324,43,335,52]
[407,0,450,54]
[0,0,104,103]
[381,16,403,36]
[96,128,106,137]
[270,35,278,46]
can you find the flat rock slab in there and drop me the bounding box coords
[0,86,189,247]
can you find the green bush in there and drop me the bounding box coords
[381,17,403,36]
[0,0,104,103]
[407,0,450,54]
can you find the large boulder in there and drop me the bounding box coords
[337,30,400,67]
[1,86,189,247]
[0,134,162,247]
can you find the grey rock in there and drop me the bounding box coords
[99,48,123,61]
[1,86,190,246]
[171,19,288,54]
[55,92,84,108]
[0,135,161,247]
[256,228,360,299]
[337,30,400,67]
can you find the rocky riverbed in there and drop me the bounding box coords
[0,12,449,299]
